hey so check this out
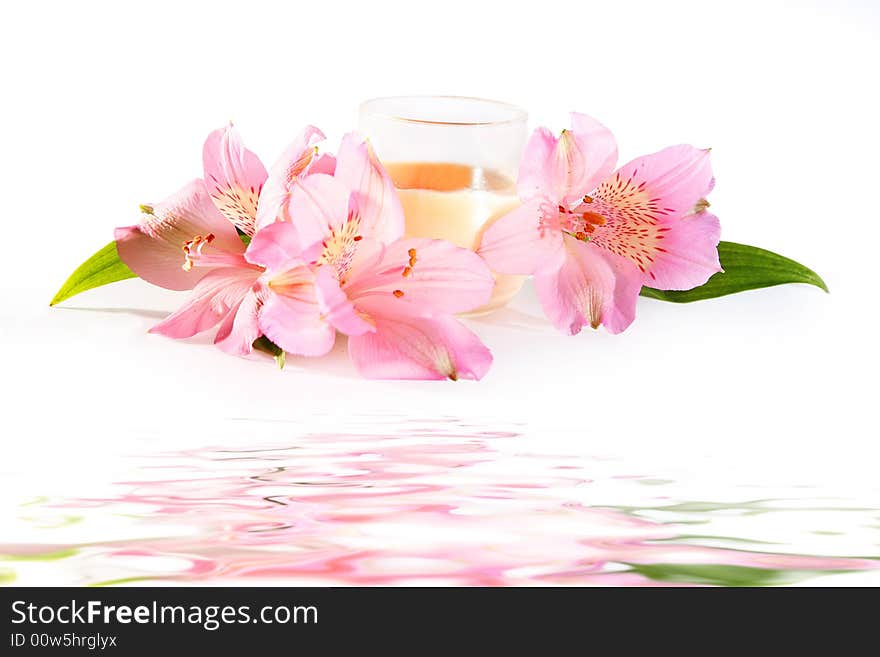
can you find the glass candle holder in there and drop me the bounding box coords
[358,96,528,314]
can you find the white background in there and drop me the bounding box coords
[1,0,879,555]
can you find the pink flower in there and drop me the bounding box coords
[116,124,333,355]
[116,124,326,291]
[246,135,494,380]
[144,131,493,379]
[478,112,722,334]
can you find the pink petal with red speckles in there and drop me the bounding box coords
[203,124,268,236]
[580,145,718,290]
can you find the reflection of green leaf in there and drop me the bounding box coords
[627,563,841,587]
[22,514,84,530]
[0,548,79,562]
[21,496,50,507]
[50,241,136,306]
[655,534,777,546]
[640,241,828,303]
[90,576,156,588]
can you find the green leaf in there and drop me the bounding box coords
[252,336,286,369]
[49,241,136,306]
[640,241,828,303]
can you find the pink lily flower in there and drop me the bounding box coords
[116,123,328,291]
[117,124,334,355]
[245,136,494,380]
[478,112,722,335]
[145,131,488,380]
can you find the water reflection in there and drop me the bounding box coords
[2,419,878,586]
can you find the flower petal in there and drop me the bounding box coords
[149,266,259,339]
[516,127,558,200]
[309,153,337,175]
[313,265,375,336]
[114,225,195,291]
[580,145,716,286]
[345,238,494,316]
[594,247,643,334]
[214,286,264,356]
[115,179,242,291]
[284,173,352,254]
[333,132,405,243]
[255,125,325,230]
[644,210,722,290]
[567,112,618,201]
[477,199,565,275]
[245,221,303,270]
[611,144,713,218]
[258,263,336,357]
[203,124,268,236]
[348,312,492,381]
[534,237,612,335]
[517,114,618,206]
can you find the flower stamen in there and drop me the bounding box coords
[182,233,215,271]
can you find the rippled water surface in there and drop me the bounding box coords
[2,417,878,586]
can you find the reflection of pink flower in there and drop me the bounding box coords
[40,430,878,586]
[479,113,722,334]
[248,144,495,380]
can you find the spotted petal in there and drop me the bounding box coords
[203,124,268,236]
[581,145,718,288]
